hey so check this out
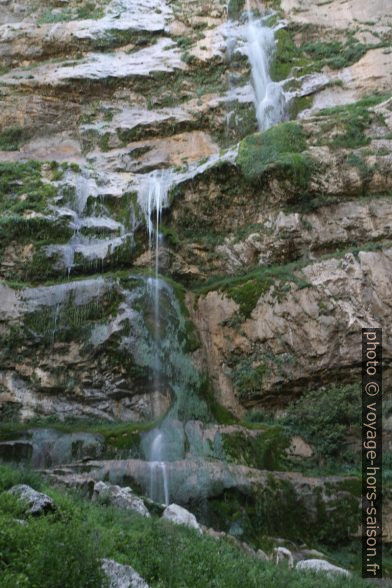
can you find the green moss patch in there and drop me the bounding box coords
[237,122,313,189]
[0,162,55,215]
[195,260,309,318]
[23,289,122,345]
[316,94,390,149]
[270,26,383,82]
[222,426,289,470]
[0,127,25,151]
[301,38,368,70]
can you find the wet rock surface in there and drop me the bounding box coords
[0,1,391,581]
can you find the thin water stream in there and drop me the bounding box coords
[244,0,286,130]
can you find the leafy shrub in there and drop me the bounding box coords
[222,426,290,470]
[284,384,361,459]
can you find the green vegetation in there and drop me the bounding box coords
[284,384,361,460]
[195,260,309,318]
[270,29,305,81]
[199,378,238,425]
[205,473,359,549]
[0,217,71,249]
[237,122,314,189]
[232,359,268,400]
[38,1,107,24]
[317,94,389,149]
[0,464,366,587]
[23,289,122,345]
[0,127,24,151]
[270,27,379,82]
[0,419,155,456]
[227,0,245,19]
[0,161,73,267]
[0,161,56,215]
[301,37,367,70]
[222,426,289,470]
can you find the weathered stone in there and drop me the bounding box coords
[274,547,294,568]
[162,503,202,534]
[191,249,392,412]
[92,481,150,517]
[8,484,55,515]
[102,558,149,588]
[296,559,351,577]
[287,437,313,459]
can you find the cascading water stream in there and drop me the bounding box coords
[145,171,170,411]
[147,173,163,369]
[244,0,286,130]
[148,430,169,505]
[143,171,172,504]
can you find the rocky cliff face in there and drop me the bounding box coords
[2,0,391,421]
[0,0,392,563]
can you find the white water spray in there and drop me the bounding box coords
[143,173,172,504]
[146,173,165,347]
[148,430,169,505]
[244,1,286,130]
[144,171,171,411]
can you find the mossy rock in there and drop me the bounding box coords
[195,475,360,548]
[237,122,314,189]
[222,427,290,470]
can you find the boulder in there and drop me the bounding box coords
[92,481,150,517]
[296,559,351,577]
[162,503,202,534]
[256,549,269,562]
[274,547,294,568]
[8,484,55,515]
[101,559,149,588]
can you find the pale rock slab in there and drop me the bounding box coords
[162,503,202,533]
[93,481,150,517]
[296,558,351,577]
[102,559,150,588]
[8,484,55,515]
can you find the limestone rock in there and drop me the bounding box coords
[101,558,149,588]
[92,481,150,517]
[296,558,351,577]
[8,484,55,516]
[274,547,294,568]
[0,38,186,88]
[191,249,392,412]
[287,437,313,459]
[45,457,360,530]
[162,503,202,533]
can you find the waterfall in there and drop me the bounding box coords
[143,172,172,504]
[244,2,286,131]
[143,171,171,414]
[146,172,164,365]
[148,429,169,505]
